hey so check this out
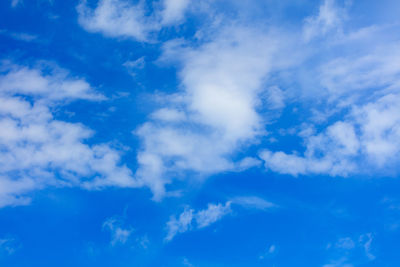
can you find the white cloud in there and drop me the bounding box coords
[0,62,138,207]
[195,202,232,228]
[74,0,400,198]
[323,258,354,267]
[102,217,133,246]
[260,9,400,177]
[359,233,375,260]
[165,207,194,241]
[123,56,145,76]
[0,62,104,101]
[77,0,191,41]
[161,0,190,25]
[303,0,348,41]
[260,90,400,177]
[324,233,375,266]
[135,26,284,199]
[231,196,275,211]
[165,202,231,241]
[150,108,186,122]
[165,196,274,241]
[265,86,285,110]
[77,0,157,41]
[319,42,400,100]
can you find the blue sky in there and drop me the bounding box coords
[1,0,400,266]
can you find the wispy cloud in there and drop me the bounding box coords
[165,202,231,241]
[10,0,22,8]
[324,233,376,266]
[303,0,348,41]
[102,217,133,246]
[0,237,19,255]
[165,196,274,241]
[0,29,38,42]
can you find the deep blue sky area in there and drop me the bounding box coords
[1,0,400,266]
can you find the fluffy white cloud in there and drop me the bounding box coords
[0,62,104,101]
[77,0,191,41]
[261,89,400,177]
[77,0,400,196]
[260,0,400,178]
[77,0,157,41]
[135,26,285,199]
[161,0,190,25]
[0,62,138,207]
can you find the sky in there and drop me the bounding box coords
[1,0,400,266]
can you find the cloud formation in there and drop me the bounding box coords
[165,202,232,241]
[102,217,133,246]
[135,26,287,199]
[165,196,274,241]
[77,0,191,41]
[0,62,137,207]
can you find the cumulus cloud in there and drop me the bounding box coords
[135,26,284,199]
[261,89,400,177]
[76,0,400,191]
[260,1,400,178]
[0,62,104,101]
[0,62,138,207]
[77,0,157,41]
[161,0,190,25]
[77,0,191,41]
